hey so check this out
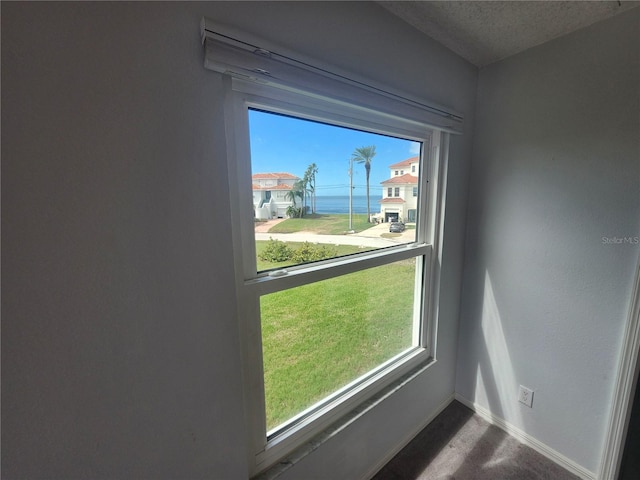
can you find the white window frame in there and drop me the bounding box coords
[221,74,450,475]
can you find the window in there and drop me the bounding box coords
[412,165,416,173]
[413,187,418,197]
[400,170,404,175]
[395,170,399,176]
[202,18,457,476]
[238,94,438,474]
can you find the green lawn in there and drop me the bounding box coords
[267,213,371,235]
[259,252,416,430]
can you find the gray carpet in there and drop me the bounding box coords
[373,401,580,480]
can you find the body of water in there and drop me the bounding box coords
[314,195,381,214]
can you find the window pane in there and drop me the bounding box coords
[260,258,418,432]
[250,109,422,273]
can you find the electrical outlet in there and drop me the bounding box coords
[518,385,534,408]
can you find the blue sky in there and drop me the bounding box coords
[248,109,420,197]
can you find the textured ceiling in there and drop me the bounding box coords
[379,1,640,67]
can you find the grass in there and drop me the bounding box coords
[267,213,371,235]
[259,248,416,430]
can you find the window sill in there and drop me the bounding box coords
[252,357,436,480]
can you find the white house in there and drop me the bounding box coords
[252,172,300,219]
[379,156,419,223]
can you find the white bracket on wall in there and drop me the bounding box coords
[199,17,465,135]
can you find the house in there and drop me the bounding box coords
[379,156,419,223]
[252,172,300,219]
[2,3,638,480]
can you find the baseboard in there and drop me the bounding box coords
[454,394,596,480]
[360,393,455,480]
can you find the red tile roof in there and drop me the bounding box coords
[252,172,299,180]
[381,173,418,185]
[379,197,406,204]
[252,184,292,191]
[389,156,418,169]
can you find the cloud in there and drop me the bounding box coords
[409,142,421,155]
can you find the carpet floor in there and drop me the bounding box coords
[372,400,580,480]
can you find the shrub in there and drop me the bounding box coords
[259,240,338,265]
[286,206,302,218]
[259,238,294,262]
[291,242,338,263]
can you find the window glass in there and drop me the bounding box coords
[261,258,418,432]
[250,109,420,273]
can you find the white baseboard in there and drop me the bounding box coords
[361,393,455,480]
[454,394,596,480]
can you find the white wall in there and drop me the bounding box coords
[456,9,640,475]
[1,2,476,478]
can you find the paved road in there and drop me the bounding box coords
[255,232,396,248]
[255,223,416,248]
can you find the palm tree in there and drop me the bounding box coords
[304,163,319,214]
[352,145,376,222]
[285,180,305,218]
[285,185,299,217]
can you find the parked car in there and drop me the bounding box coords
[389,222,406,233]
